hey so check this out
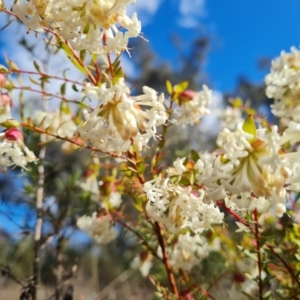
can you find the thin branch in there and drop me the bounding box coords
[154,221,178,297]
[21,122,126,159]
[0,265,26,287]
[12,85,86,106]
[254,209,263,300]
[112,213,159,259]
[180,269,217,300]
[94,269,133,300]
[217,200,300,288]
[8,69,84,86]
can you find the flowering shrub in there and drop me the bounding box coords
[0,1,300,299]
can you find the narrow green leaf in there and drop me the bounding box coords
[113,67,124,85]
[80,49,86,61]
[29,76,39,85]
[166,80,173,95]
[190,149,200,162]
[33,61,41,73]
[0,64,8,74]
[72,83,78,92]
[174,80,189,93]
[0,119,21,128]
[242,115,256,142]
[7,60,19,71]
[60,83,66,96]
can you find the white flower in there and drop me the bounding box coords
[265,47,300,121]
[144,174,224,233]
[173,85,211,126]
[166,157,187,176]
[280,121,300,146]
[34,110,77,140]
[168,233,208,271]
[215,120,288,215]
[195,154,226,201]
[0,94,12,124]
[78,78,167,153]
[0,128,36,170]
[216,106,243,130]
[77,212,117,245]
[101,191,122,209]
[131,252,152,277]
[12,0,141,55]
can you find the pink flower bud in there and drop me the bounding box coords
[0,94,12,107]
[5,128,23,141]
[0,74,6,88]
[178,90,195,105]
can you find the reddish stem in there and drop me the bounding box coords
[107,53,114,81]
[254,209,263,300]
[217,200,300,288]
[9,69,84,85]
[154,221,179,297]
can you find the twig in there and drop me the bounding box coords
[154,221,178,297]
[217,200,300,288]
[8,69,84,86]
[112,213,159,259]
[0,265,26,287]
[180,269,217,300]
[254,209,263,300]
[94,269,133,300]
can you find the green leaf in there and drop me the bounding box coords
[1,18,15,31]
[33,61,42,73]
[242,115,256,142]
[29,76,39,85]
[173,80,189,93]
[166,80,173,95]
[190,149,200,162]
[189,172,195,185]
[60,83,66,96]
[113,67,124,85]
[61,42,88,75]
[0,64,8,74]
[83,23,89,34]
[7,59,19,71]
[80,49,86,61]
[72,83,78,92]
[0,119,21,128]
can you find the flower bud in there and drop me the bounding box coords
[0,74,6,88]
[5,128,23,141]
[178,90,195,105]
[0,94,12,107]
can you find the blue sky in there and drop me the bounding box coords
[1,0,299,92]
[0,0,297,239]
[136,0,300,91]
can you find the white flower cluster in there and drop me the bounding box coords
[193,121,289,217]
[216,106,243,130]
[34,110,77,140]
[143,159,224,233]
[167,232,220,271]
[131,252,153,277]
[12,0,141,55]
[265,47,300,121]
[77,212,117,244]
[173,85,212,126]
[78,78,167,153]
[0,128,36,170]
[79,173,123,208]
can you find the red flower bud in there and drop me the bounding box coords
[5,128,23,141]
[178,90,195,105]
